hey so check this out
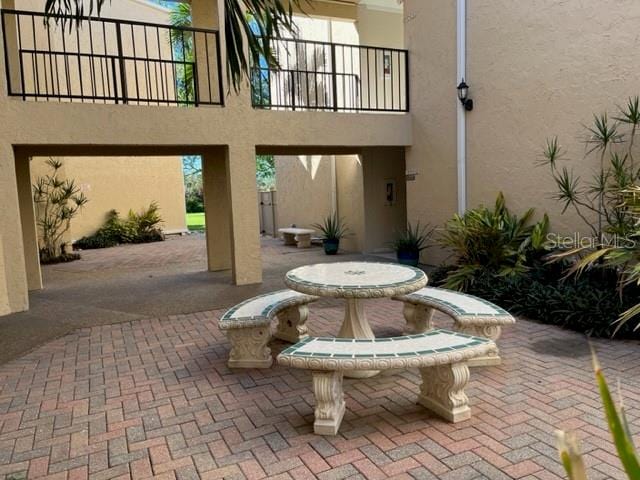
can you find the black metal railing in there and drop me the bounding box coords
[1,9,223,106]
[251,37,409,113]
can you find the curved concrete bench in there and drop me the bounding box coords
[393,287,515,367]
[277,330,494,435]
[220,290,319,369]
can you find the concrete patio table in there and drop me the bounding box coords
[284,261,428,377]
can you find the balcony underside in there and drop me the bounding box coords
[1,99,412,150]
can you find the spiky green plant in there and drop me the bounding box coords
[553,186,640,332]
[541,98,640,241]
[557,352,640,479]
[43,0,305,93]
[33,158,88,262]
[391,222,434,255]
[439,193,549,291]
[313,213,349,241]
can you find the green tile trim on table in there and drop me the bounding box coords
[285,262,426,290]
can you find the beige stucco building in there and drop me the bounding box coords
[274,4,405,253]
[30,155,187,241]
[1,0,638,317]
[22,0,188,242]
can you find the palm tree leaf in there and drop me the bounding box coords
[44,0,304,93]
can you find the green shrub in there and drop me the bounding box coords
[185,195,204,213]
[75,203,164,250]
[432,262,640,339]
[438,192,549,290]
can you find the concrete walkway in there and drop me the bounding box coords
[0,235,373,365]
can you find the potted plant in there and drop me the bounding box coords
[313,213,349,255]
[392,222,434,266]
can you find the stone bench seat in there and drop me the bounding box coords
[278,228,315,248]
[219,289,319,368]
[277,330,494,435]
[393,287,515,367]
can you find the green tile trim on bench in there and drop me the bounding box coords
[280,330,490,360]
[405,287,511,317]
[221,289,317,326]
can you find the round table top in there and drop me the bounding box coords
[284,261,428,299]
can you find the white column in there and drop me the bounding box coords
[456,0,467,215]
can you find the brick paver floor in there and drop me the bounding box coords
[1,298,639,479]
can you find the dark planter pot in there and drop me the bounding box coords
[397,249,420,267]
[323,239,340,255]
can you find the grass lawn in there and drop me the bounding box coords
[187,212,205,231]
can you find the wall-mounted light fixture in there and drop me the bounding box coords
[457,79,473,111]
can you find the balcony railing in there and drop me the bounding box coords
[251,37,409,113]
[1,9,223,106]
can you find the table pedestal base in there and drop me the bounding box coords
[339,299,379,378]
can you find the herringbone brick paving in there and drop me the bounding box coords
[1,298,639,479]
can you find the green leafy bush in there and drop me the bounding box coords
[438,192,549,290]
[75,203,164,250]
[431,262,640,339]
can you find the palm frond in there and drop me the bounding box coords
[44,0,305,93]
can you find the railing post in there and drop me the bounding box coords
[290,70,296,110]
[330,43,338,111]
[404,50,410,112]
[192,59,200,106]
[215,31,224,106]
[115,22,128,104]
[111,56,118,104]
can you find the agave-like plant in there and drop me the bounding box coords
[312,213,349,241]
[43,0,305,92]
[557,351,640,479]
[391,222,434,254]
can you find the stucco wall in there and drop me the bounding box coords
[20,0,187,240]
[336,155,365,252]
[403,0,457,265]
[30,156,187,241]
[274,4,405,253]
[0,0,411,315]
[361,147,406,253]
[356,5,403,48]
[274,155,334,232]
[465,0,640,237]
[404,0,640,265]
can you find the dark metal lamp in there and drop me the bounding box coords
[457,79,473,111]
